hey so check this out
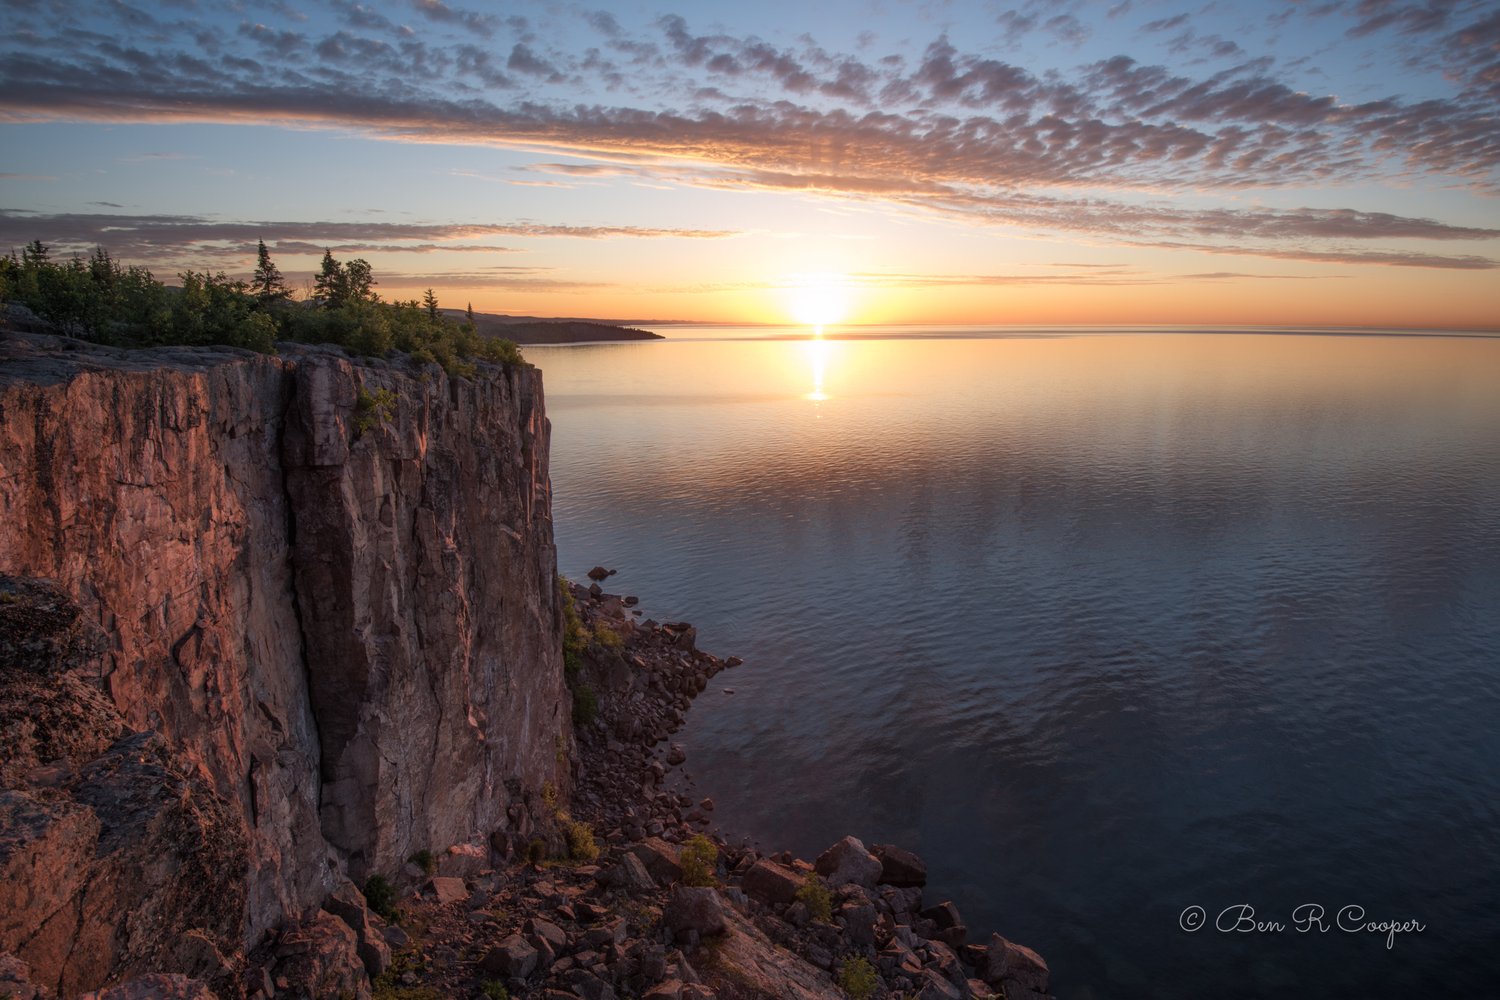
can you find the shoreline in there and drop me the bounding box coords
[315,578,1056,1000]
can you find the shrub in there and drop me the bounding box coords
[838,956,878,1000]
[363,874,399,922]
[354,386,397,435]
[572,685,598,726]
[680,834,718,887]
[407,849,436,875]
[795,875,832,923]
[558,576,589,677]
[481,981,509,1000]
[593,624,624,650]
[527,839,547,865]
[564,818,599,862]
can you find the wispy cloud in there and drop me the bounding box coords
[1133,241,1499,270]
[0,211,741,263]
[0,1,1496,275]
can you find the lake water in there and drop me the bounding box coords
[530,329,1500,999]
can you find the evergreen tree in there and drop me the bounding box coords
[251,240,289,302]
[22,240,49,267]
[314,249,346,307]
[423,287,439,320]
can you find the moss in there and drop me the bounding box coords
[680,834,718,887]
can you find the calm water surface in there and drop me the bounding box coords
[531,330,1500,999]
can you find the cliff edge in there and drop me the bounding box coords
[0,329,569,993]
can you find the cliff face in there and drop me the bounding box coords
[0,332,568,981]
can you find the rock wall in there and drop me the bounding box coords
[0,331,569,982]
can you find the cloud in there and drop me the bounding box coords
[375,268,608,290]
[1176,271,1329,280]
[1135,241,1499,269]
[410,0,496,38]
[0,211,741,264]
[0,5,1496,275]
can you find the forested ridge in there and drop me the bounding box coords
[0,240,522,373]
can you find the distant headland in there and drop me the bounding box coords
[445,308,664,345]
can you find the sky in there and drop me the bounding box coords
[1,0,1498,328]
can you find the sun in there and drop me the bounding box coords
[784,273,853,327]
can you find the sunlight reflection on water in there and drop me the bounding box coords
[531,331,1500,1000]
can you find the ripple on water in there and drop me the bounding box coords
[535,334,1500,999]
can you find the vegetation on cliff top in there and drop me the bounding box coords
[0,240,523,374]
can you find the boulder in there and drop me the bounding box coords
[881,885,924,917]
[481,934,539,981]
[921,901,963,930]
[836,899,878,948]
[524,916,568,953]
[693,906,842,999]
[270,910,370,1000]
[617,851,657,891]
[632,837,683,884]
[813,836,881,888]
[428,876,468,904]
[914,967,964,1000]
[741,859,804,906]
[664,886,728,937]
[873,843,928,887]
[983,934,1050,994]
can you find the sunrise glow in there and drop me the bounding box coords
[0,2,1496,329]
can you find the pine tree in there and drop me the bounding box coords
[423,288,439,320]
[21,240,49,267]
[251,240,289,302]
[314,249,345,307]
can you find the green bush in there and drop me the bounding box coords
[564,818,599,862]
[795,875,832,923]
[363,874,399,922]
[354,386,398,435]
[407,849,436,875]
[558,576,589,678]
[838,956,878,1000]
[680,835,718,887]
[481,981,509,1000]
[572,684,598,726]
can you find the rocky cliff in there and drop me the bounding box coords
[0,330,569,994]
